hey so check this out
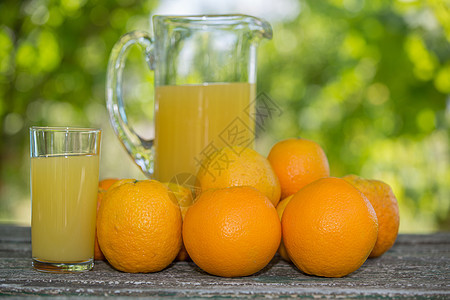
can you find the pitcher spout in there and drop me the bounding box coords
[244,15,273,41]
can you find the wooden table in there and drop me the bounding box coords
[0,225,449,298]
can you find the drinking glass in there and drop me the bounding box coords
[30,127,101,273]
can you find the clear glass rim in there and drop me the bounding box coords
[154,14,258,20]
[30,126,101,133]
[153,14,268,26]
[153,14,272,39]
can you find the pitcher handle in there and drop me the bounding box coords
[106,31,155,177]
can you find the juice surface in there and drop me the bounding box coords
[155,82,255,182]
[31,155,99,262]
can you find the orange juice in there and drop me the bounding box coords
[154,82,255,182]
[31,154,99,262]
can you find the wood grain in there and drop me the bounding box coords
[0,225,449,298]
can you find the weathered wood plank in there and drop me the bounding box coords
[0,225,449,298]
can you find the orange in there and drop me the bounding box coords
[343,174,400,258]
[282,177,378,278]
[268,138,330,199]
[97,179,182,273]
[275,195,293,262]
[164,182,194,261]
[183,186,281,277]
[196,146,281,206]
[94,178,118,261]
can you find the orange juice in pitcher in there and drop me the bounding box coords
[154,82,255,181]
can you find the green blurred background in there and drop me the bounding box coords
[0,0,449,232]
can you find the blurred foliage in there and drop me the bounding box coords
[0,0,157,223]
[256,0,450,232]
[0,0,449,232]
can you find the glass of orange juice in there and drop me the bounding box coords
[30,126,101,273]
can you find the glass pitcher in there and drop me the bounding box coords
[106,14,272,183]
